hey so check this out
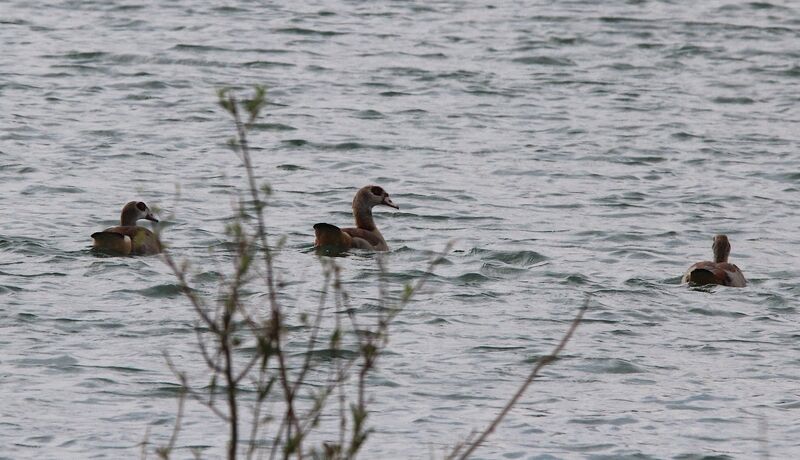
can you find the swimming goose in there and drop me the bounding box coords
[91,201,162,255]
[682,234,746,287]
[314,185,399,252]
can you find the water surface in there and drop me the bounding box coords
[2,0,800,458]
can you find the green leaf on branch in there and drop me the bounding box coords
[402,283,414,302]
[244,85,267,123]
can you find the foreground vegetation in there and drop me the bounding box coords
[145,87,585,459]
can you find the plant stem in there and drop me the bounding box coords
[449,297,589,460]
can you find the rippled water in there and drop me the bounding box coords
[2,0,800,458]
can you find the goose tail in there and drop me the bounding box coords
[91,231,132,255]
[683,268,719,286]
[313,223,352,254]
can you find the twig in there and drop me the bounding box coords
[267,412,288,460]
[162,251,217,332]
[448,296,589,460]
[140,427,150,460]
[290,264,333,397]
[225,91,303,454]
[246,372,275,460]
[164,353,230,422]
[156,387,187,459]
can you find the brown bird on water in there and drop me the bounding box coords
[313,185,399,252]
[91,201,162,255]
[682,234,746,287]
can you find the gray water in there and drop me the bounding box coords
[2,0,800,458]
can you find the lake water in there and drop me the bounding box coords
[2,0,799,458]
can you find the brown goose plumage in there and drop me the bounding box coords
[91,201,161,255]
[682,234,746,287]
[314,185,398,253]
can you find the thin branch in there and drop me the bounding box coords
[228,93,302,452]
[448,297,589,460]
[220,326,239,460]
[234,351,263,385]
[334,262,348,454]
[164,353,230,422]
[156,387,187,459]
[162,250,217,332]
[268,413,288,460]
[247,372,275,460]
[195,327,226,374]
[140,427,150,460]
[291,266,333,396]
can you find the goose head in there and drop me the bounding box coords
[355,185,399,210]
[121,201,159,226]
[712,234,731,263]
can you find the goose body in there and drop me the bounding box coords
[682,235,746,287]
[314,185,398,253]
[92,201,161,255]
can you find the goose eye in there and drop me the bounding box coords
[370,186,384,196]
[136,202,147,211]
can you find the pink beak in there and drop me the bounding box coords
[383,197,399,209]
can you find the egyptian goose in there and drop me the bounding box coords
[682,234,746,287]
[314,185,399,252]
[91,201,162,255]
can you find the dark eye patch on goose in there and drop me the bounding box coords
[137,202,146,211]
[371,186,384,196]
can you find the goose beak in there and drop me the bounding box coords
[145,213,159,223]
[383,197,399,209]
